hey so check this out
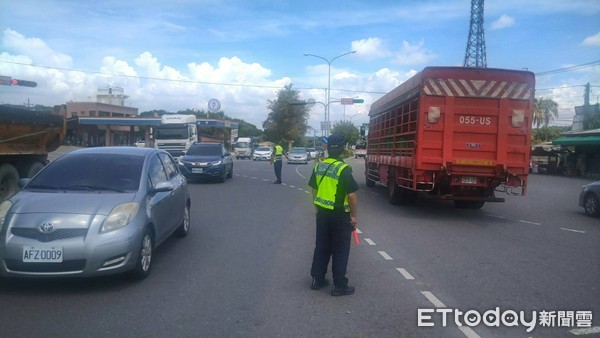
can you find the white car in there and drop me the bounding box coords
[252,146,273,161]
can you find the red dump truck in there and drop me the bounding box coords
[0,105,66,201]
[365,66,535,209]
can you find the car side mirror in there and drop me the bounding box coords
[153,181,175,193]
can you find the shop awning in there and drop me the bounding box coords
[553,135,600,146]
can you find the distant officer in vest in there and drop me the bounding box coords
[271,143,284,184]
[308,134,359,296]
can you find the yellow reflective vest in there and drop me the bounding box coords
[274,145,283,162]
[313,158,350,212]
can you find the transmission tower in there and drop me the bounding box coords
[463,0,487,68]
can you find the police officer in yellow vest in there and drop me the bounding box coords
[271,144,284,184]
[308,134,359,296]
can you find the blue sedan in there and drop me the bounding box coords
[178,142,233,183]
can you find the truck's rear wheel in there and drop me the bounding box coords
[454,200,485,209]
[388,170,402,205]
[0,164,19,201]
[25,161,45,178]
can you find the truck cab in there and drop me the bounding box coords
[234,137,253,159]
[154,114,198,158]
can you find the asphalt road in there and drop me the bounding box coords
[0,154,598,337]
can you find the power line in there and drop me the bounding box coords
[0,59,387,96]
[535,60,600,76]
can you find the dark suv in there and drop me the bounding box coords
[177,142,233,182]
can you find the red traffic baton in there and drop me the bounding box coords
[353,230,359,244]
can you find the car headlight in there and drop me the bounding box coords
[210,160,223,166]
[0,200,12,232]
[100,202,139,233]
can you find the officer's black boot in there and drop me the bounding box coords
[310,277,329,290]
[331,284,355,296]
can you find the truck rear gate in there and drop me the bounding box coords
[366,67,534,208]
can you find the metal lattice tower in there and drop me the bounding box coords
[463,0,487,68]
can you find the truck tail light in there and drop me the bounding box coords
[428,106,441,124]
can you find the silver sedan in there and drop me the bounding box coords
[0,147,191,280]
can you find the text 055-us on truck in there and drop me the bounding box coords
[365,66,535,209]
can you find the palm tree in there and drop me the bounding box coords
[533,97,559,141]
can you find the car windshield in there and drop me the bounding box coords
[26,153,144,192]
[256,147,271,152]
[187,144,221,156]
[235,142,250,148]
[307,148,315,152]
[290,148,306,154]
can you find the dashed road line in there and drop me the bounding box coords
[484,213,506,219]
[519,220,542,225]
[561,228,586,234]
[421,291,446,308]
[571,326,600,335]
[396,268,415,280]
[458,327,481,338]
[378,251,393,260]
[364,238,376,246]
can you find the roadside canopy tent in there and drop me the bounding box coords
[553,135,600,146]
[553,128,600,146]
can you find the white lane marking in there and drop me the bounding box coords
[282,183,288,186]
[295,166,306,179]
[289,185,296,188]
[251,176,258,179]
[485,213,506,219]
[304,190,311,194]
[364,238,376,246]
[297,188,304,191]
[356,229,362,234]
[458,326,481,338]
[421,291,446,308]
[561,228,586,234]
[378,251,393,260]
[263,179,270,182]
[519,220,542,225]
[396,268,415,280]
[420,292,481,338]
[571,326,600,335]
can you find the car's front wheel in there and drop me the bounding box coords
[584,193,600,217]
[175,203,190,237]
[130,227,153,280]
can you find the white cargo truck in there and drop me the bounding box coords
[154,114,198,158]
[234,137,253,159]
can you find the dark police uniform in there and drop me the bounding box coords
[308,135,359,296]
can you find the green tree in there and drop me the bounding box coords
[263,84,309,147]
[533,97,559,141]
[331,120,359,146]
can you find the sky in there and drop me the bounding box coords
[1,0,599,131]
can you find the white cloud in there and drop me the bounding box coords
[491,15,516,30]
[392,40,437,65]
[2,29,72,67]
[582,32,600,46]
[352,37,391,60]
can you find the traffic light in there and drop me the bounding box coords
[11,79,37,87]
[352,99,364,104]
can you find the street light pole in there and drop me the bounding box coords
[304,51,356,137]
